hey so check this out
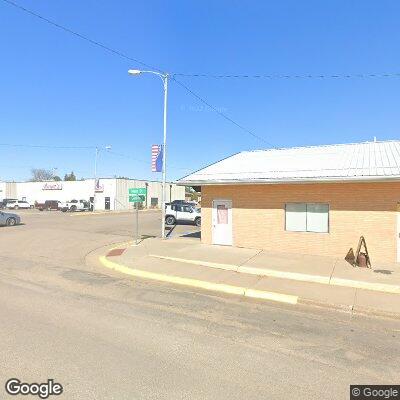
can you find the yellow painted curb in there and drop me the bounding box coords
[99,256,298,305]
[245,288,298,305]
[149,254,400,295]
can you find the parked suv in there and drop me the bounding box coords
[165,204,201,227]
[165,200,197,208]
[0,199,18,209]
[5,200,31,210]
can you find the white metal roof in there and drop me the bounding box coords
[178,140,400,185]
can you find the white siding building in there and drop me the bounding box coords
[0,178,185,211]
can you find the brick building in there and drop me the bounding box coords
[178,140,400,263]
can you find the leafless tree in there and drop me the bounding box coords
[30,168,54,182]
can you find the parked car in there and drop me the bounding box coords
[37,200,63,211]
[5,200,32,210]
[61,199,90,212]
[165,204,201,227]
[0,210,21,226]
[0,198,18,209]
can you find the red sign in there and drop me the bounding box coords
[42,182,63,190]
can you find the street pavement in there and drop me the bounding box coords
[0,210,399,399]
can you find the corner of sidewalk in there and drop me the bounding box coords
[89,237,400,320]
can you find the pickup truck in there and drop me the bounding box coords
[165,204,201,227]
[60,199,90,212]
[37,200,63,211]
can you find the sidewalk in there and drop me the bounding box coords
[98,237,400,319]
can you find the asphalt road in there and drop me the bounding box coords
[0,210,399,399]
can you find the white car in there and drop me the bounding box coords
[165,204,201,227]
[6,200,31,210]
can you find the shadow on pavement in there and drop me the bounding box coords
[181,231,201,239]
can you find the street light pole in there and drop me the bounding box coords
[128,69,169,239]
[93,145,111,212]
[161,74,168,239]
[93,147,99,212]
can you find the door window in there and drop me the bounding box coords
[217,204,228,224]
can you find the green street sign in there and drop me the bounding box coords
[129,194,145,203]
[129,187,147,195]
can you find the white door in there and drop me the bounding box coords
[212,200,233,246]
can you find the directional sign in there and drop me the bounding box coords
[129,194,145,203]
[129,188,147,195]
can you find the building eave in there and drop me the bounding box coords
[177,175,400,186]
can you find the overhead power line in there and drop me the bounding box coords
[172,76,274,147]
[173,72,400,80]
[0,143,95,149]
[0,0,161,72]
[107,149,192,171]
[0,0,272,147]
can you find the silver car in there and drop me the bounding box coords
[0,211,21,226]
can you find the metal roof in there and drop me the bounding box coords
[178,140,400,185]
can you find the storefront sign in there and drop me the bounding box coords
[42,182,63,190]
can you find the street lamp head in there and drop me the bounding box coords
[128,69,142,75]
[105,145,112,151]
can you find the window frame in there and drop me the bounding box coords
[284,202,330,233]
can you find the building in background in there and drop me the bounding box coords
[0,178,185,211]
[178,140,400,263]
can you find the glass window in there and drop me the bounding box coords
[285,203,307,232]
[217,204,228,224]
[306,203,329,233]
[285,203,329,233]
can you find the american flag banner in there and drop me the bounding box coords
[151,144,163,172]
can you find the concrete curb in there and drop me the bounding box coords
[98,256,298,305]
[70,209,158,217]
[149,255,400,295]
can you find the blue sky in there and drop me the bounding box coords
[0,0,399,181]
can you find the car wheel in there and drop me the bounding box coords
[165,216,176,225]
[6,217,16,226]
[70,205,77,212]
[14,205,19,210]
[195,217,201,227]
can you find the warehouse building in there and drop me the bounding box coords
[0,178,185,211]
[178,140,400,263]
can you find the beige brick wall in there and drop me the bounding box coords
[201,182,400,263]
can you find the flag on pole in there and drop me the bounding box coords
[151,144,163,172]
